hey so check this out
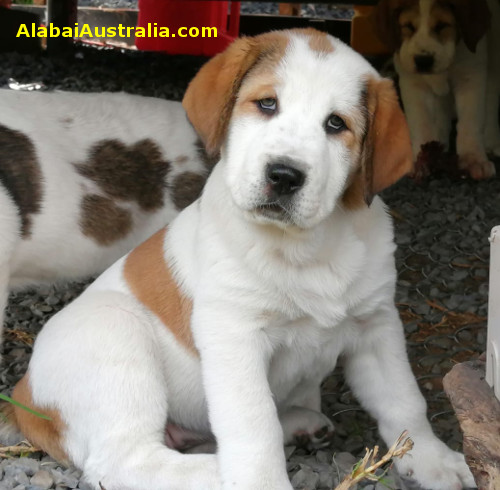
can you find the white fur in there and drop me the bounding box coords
[395,0,500,178]
[0,90,208,342]
[21,33,475,490]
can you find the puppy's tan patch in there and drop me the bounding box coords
[12,375,69,464]
[306,29,335,54]
[80,194,132,245]
[0,124,43,238]
[172,172,207,211]
[342,77,413,209]
[430,3,458,44]
[183,31,290,155]
[124,228,196,353]
[75,139,170,211]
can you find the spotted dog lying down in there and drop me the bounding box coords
[0,90,212,347]
[1,29,475,490]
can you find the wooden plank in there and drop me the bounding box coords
[443,360,500,489]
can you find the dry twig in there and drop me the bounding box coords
[334,431,414,490]
[0,440,40,458]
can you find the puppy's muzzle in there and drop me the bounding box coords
[414,54,434,73]
[266,159,305,198]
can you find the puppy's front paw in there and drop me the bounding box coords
[459,155,496,180]
[396,438,476,490]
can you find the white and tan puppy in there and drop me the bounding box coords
[2,29,475,490]
[375,0,500,179]
[0,90,211,345]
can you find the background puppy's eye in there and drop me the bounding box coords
[401,22,416,34]
[257,98,277,114]
[325,114,346,134]
[434,21,451,34]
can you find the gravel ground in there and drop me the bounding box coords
[0,34,498,490]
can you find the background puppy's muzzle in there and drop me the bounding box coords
[414,54,435,73]
[266,159,305,197]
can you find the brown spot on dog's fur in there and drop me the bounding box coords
[175,155,189,164]
[124,228,196,352]
[196,139,219,170]
[11,375,69,464]
[0,124,43,238]
[172,172,207,211]
[80,194,132,245]
[306,29,334,54]
[76,139,171,211]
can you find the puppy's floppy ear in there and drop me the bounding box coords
[372,0,402,51]
[450,0,491,52]
[183,33,285,156]
[361,78,413,204]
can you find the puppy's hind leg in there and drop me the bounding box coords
[26,292,220,490]
[279,379,334,450]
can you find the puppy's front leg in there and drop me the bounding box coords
[453,67,495,179]
[344,305,475,490]
[193,303,292,490]
[397,73,446,160]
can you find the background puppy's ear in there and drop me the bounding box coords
[372,0,402,51]
[362,78,413,204]
[450,0,491,52]
[183,34,284,156]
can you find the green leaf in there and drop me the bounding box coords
[0,394,52,421]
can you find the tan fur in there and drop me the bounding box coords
[12,375,69,464]
[343,78,413,209]
[307,30,335,54]
[182,32,290,156]
[124,228,196,352]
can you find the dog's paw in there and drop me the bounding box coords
[459,155,496,180]
[395,438,476,490]
[280,406,335,450]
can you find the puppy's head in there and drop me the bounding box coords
[375,0,490,74]
[183,29,412,229]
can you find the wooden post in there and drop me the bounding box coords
[443,360,500,489]
[279,3,301,16]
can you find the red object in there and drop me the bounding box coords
[136,0,240,56]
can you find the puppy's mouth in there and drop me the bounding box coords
[254,200,294,224]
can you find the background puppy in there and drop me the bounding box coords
[375,0,500,179]
[0,90,212,350]
[1,29,474,490]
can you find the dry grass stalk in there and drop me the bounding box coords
[334,431,414,490]
[0,440,40,458]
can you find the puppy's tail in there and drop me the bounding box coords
[0,401,25,446]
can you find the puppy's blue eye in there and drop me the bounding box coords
[325,114,346,134]
[257,98,277,114]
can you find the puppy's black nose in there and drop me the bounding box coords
[414,54,434,73]
[266,161,305,196]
